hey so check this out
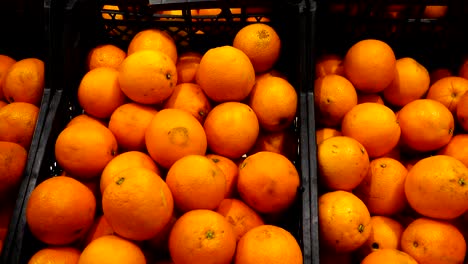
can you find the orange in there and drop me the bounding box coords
[127,29,178,63]
[0,102,39,149]
[383,57,430,107]
[401,218,466,264]
[166,155,225,212]
[78,67,126,118]
[204,102,259,159]
[86,44,126,71]
[426,76,468,113]
[235,225,302,264]
[318,136,369,191]
[78,235,146,264]
[354,157,408,216]
[233,23,281,73]
[0,142,27,196]
[26,176,96,245]
[438,134,468,167]
[163,83,212,123]
[216,198,264,241]
[315,127,342,145]
[357,93,384,105]
[108,103,158,151]
[343,39,396,93]
[100,150,159,193]
[249,129,298,161]
[3,58,44,105]
[55,122,118,179]
[237,151,300,214]
[83,215,115,246]
[318,190,371,252]
[196,46,255,102]
[314,74,357,127]
[145,108,207,169]
[361,249,418,264]
[405,155,468,220]
[176,52,202,84]
[118,50,177,105]
[397,99,454,152]
[342,103,400,158]
[315,54,344,78]
[249,76,297,131]
[28,247,81,264]
[206,154,238,198]
[168,210,236,264]
[430,68,452,84]
[357,216,404,258]
[0,55,16,100]
[423,5,448,18]
[66,114,106,128]
[103,167,173,241]
[456,92,468,132]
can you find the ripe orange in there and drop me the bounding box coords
[100,150,159,193]
[233,23,281,73]
[127,29,178,63]
[315,54,344,78]
[83,215,114,246]
[102,167,173,240]
[0,102,39,149]
[249,129,298,161]
[456,92,468,132]
[438,134,468,167]
[204,102,259,159]
[3,58,44,105]
[108,103,158,151]
[401,218,466,264]
[176,52,202,84]
[26,176,96,245]
[343,39,396,93]
[318,190,371,252]
[357,93,384,105]
[238,151,300,214]
[315,127,342,145]
[354,157,407,216]
[342,103,400,158]
[78,235,146,264]
[86,44,126,71]
[397,99,454,152]
[118,50,177,105]
[55,122,118,179]
[0,141,27,196]
[235,225,303,264]
[216,198,264,241]
[361,249,418,264]
[78,67,126,118]
[145,108,207,169]
[357,216,404,258]
[28,247,81,264]
[163,83,212,123]
[206,154,238,198]
[430,68,452,84]
[166,155,225,212]
[405,155,468,220]
[426,76,468,113]
[168,210,236,264]
[249,76,297,131]
[318,136,369,191]
[383,57,430,107]
[196,46,255,102]
[0,55,16,100]
[314,74,357,127]
[66,114,106,128]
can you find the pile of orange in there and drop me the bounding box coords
[0,54,45,254]
[316,39,468,263]
[24,23,304,263]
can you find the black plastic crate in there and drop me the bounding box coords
[5,0,317,263]
[0,1,55,263]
